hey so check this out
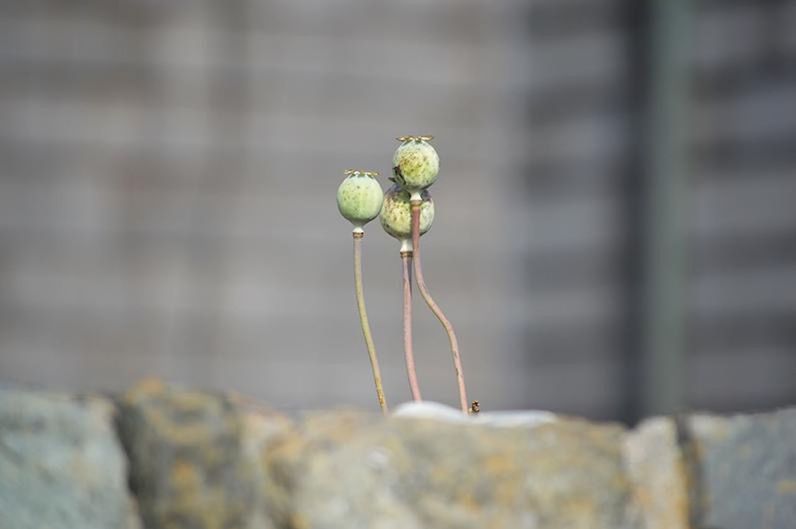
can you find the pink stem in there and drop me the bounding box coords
[401,250,422,401]
[410,203,469,413]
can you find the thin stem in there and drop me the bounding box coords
[410,202,469,413]
[353,232,388,414]
[401,249,422,401]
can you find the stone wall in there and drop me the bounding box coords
[1,380,794,529]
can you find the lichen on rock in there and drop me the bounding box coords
[2,381,795,529]
[114,379,291,529]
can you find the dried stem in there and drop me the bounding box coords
[401,249,422,401]
[353,231,388,414]
[410,202,469,413]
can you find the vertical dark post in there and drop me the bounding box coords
[639,0,692,416]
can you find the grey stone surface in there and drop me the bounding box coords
[688,407,796,529]
[263,411,636,529]
[0,390,141,529]
[622,417,689,529]
[4,382,795,529]
[115,379,291,529]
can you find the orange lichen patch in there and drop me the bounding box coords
[264,430,306,465]
[170,460,201,491]
[428,462,452,487]
[165,487,232,529]
[125,377,166,401]
[290,513,310,529]
[633,486,652,509]
[493,477,522,506]
[561,496,600,524]
[777,479,796,495]
[170,391,219,413]
[483,453,516,476]
[144,408,228,445]
[457,491,482,513]
[130,377,166,395]
[302,410,373,443]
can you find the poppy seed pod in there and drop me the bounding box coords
[380,184,434,240]
[337,170,384,230]
[392,136,439,193]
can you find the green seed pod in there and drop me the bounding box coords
[380,184,434,241]
[392,135,439,193]
[337,170,384,231]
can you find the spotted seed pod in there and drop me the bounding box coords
[337,170,384,229]
[380,184,434,240]
[392,135,439,193]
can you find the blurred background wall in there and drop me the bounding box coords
[1,0,794,422]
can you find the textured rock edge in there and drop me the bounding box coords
[0,389,143,529]
[1,382,793,529]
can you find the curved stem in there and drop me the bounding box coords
[401,250,422,401]
[353,232,388,414]
[410,203,469,413]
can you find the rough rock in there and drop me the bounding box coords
[687,407,796,529]
[5,380,795,529]
[115,379,291,529]
[0,390,141,529]
[263,411,635,529]
[622,417,689,529]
